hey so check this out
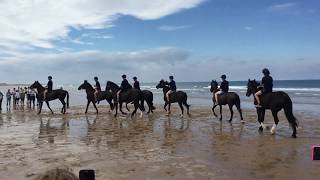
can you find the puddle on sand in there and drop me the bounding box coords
[0,105,319,179]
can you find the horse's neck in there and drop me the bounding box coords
[37,86,45,93]
[163,87,170,94]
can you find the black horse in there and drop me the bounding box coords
[210,80,244,122]
[78,80,114,114]
[125,90,156,114]
[156,80,190,116]
[246,79,298,138]
[106,81,144,117]
[30,81,69,114]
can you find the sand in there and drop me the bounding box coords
[0,104,319,180]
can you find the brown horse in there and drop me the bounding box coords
[210,80,244,123]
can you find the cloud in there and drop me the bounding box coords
[244,26,253,31]
[159,25,192,31]
[0,47,191,83]
[0,0,204,50]
[268,2,297,12]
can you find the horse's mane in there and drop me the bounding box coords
[106,81,120,90]
[85,81,95,90]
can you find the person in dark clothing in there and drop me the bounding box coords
[94,76,101,102]
[166,76,176,102]
[117,75,132,101]
[133,76,140,90]
[215,74,229,104]
[44,76,53,100]
[255,68,273,107]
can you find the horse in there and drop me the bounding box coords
[125,90,156,114]
[78,80,114,114]
[246,79,298,138]
[105,81,144,117]
[156,79,190,116]
[210,80,244,122]
[30,81,69,114]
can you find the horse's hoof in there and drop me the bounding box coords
[228,119,232,123]
[180,114,184,118]
[292,134,297,138]
[259,126,263,132]
[240,120,245,124]
[219,118,222,121]
[213,113,217,117]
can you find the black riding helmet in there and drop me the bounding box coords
[133,76,137,80]
[48,76,52,80]
[169,76,174,80]
[94,76,98,80]
[220,74,226,79]
[262,68,270,75]
[122,74,126,78]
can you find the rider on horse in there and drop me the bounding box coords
[44,76,53,100]
[117,74,132,101]
[94,76,101,102]
[133,76,140,90]
[214,74,229,105]
[254,68,273,107]
[166,76,176,102]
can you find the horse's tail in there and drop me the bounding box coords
[284,97,298,128]
[183,92,190,108]
[149,91,156,110]
[66,91,69,108]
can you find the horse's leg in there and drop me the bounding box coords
[183,101,190,115]
[45,101,54,114]
[178,102,184,117]
[235,103,244,123]
[164,102,167,112]
[126,103,130,112]
[85,101,90,114]
[131,101,139,118]
[270,109,280,135]
[219,105,222,121]
[114,101,118,117]
[212,104,218,117]
[168,103,171,115]
[119,102,127,115]
[259,108,266,132]
[107,99,113,112]
[59,99,66,114]
[228,104,234,123]
[92,101,98,114]
[38,102,43,114]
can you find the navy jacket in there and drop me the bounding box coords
[133,81,140,90]
[47,80,53,91]
[169,80,176,91]
[95,81,101,91]
[262,75,273,93]
[121,79,132,91]
[220,80,229,93]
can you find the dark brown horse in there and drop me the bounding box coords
[106,81,144,117]
[210,80,244,122]
[246,79,298,138]
[78,80,114,114]
[156,80,190,116]
[125,90,156,114]
[30,81,69,114]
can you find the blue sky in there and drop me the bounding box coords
[0,0,319,83]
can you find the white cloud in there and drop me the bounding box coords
[268,2,297,11]
[0,0,204,50]
[244,26,253,31]
[159,25,192,31]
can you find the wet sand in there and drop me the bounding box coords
[0,104,319,180]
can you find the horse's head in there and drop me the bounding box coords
[156,79,168,89]
[210,80,218,92]
[30,81,41,89]
[78,80,92,90]
[106,81,119,92]
[246,79,259,97]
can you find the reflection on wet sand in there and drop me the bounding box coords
[0,105,319,179]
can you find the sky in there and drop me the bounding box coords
[0,0,319,84]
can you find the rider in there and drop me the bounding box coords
[44,76,53,100]
[133,76,140,90]
[94,76,101,102]
[215,74,229,105]
[117,74,132,101]
[166,76,176,102]
[255,68,273,107]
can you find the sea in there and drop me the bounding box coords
[1,80,320,116]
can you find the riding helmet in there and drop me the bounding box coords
[133,76,137,80]
[94,76,98,80]
[221,74,226,79]
[48,76,52,79]
[262,68,270,75]
[122,74,126,78]
[169,76,174,80]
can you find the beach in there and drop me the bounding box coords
[0,104,319,179]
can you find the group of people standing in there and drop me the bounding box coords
[0,87,37,110]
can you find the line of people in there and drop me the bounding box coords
[0,87,37,110]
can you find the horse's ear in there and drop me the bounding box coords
[248,79,250,81]
[253,79,256,82]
